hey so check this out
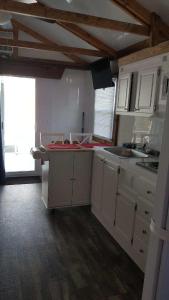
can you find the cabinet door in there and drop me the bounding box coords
[72,152,92,205]
[101,162,118,228]
[42,161,49,208]
[135,67,159,113]
[116,73,132,112]
[48,152,74,208]
[115,190,136,247]
[91,154,104,215]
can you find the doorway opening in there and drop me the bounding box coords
[0,76,36,176]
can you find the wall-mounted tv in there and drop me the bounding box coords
[90,58,115,90]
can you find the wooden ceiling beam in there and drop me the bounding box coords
[110,0,151,26]
[111,1,169,42]
[12,19,87,64]
[117,38,150,57]
[0,37,106,57]
[0,57,89,75]
[118,40,169,66]
[56,21,117,56]
[0,28,13,33]
[0,0,149,36]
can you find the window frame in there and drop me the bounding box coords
[93,79,119,145]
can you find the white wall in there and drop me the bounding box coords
[35,69,94,144]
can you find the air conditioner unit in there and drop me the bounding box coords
[0,31,13,58]
[0,45,13,58]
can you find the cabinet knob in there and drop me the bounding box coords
[139,249,144,254]
[147,190,152,194]
[144,210,149,215]
[142,229,147,235]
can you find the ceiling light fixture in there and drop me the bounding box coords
[0,12,12,25]
[66,0,73,3]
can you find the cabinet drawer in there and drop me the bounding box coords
[133,237,148,271]
[137,197,153,222]
[133,176,155,202]
[134,215,150,244]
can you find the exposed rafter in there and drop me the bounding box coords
[35,1,116,56]
[56,21,117,56]
[110,0,151,26]
[0,0,149,36]
[12,19,87,64]
[0,28,13,33]
[111,0,169,43]
[0,37,106,57]
[118,40,169,66]
[117,38,150,58]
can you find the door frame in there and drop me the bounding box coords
[0,76,38,177]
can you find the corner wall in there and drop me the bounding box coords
[36,69,94,143]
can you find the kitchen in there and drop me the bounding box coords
[1,1,169,300]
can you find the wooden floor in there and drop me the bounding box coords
[0,184,143,300]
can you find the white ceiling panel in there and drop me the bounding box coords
[138,0,169,25]
[14,15,96,49]
[36,0,139,24]
[79,25,146,50]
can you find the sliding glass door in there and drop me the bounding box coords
[0,76,36,176]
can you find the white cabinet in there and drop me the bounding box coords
[72,152,92,206]
[91,154,104,215]
[91,155,155,272]
[135,67,160,114]
[48,152,74,208]
[101,161,118,228]
[116,66,161,116]
[116,72,132,112]
[115,189,136,248]
[42,151,92,209]
[91,153,119,231]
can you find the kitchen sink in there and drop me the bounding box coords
[104,147,148,158]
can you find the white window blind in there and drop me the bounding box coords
[94,83,116,139]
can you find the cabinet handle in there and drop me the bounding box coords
[147,190,152,194]
[70,178,76,181]
[139,249,144,254]
[144,210,149,215]
[142,229,147,235]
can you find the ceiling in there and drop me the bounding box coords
[0,0,169,64]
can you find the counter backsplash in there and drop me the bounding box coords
[118,114,165,152]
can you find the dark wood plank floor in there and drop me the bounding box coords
[0,184,143,300]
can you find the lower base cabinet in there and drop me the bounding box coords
[91,153,119,232]
[115,190,136,248]
[91,155,155,272]
[42,151,92,208]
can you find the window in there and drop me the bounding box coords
[94,80,117,139]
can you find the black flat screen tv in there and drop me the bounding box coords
[90,58,114,90]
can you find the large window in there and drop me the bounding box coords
[94,81,117,139]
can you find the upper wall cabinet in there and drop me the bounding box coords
[116,66,161,116]
[116,73,132,112]
[135,67,160,114]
